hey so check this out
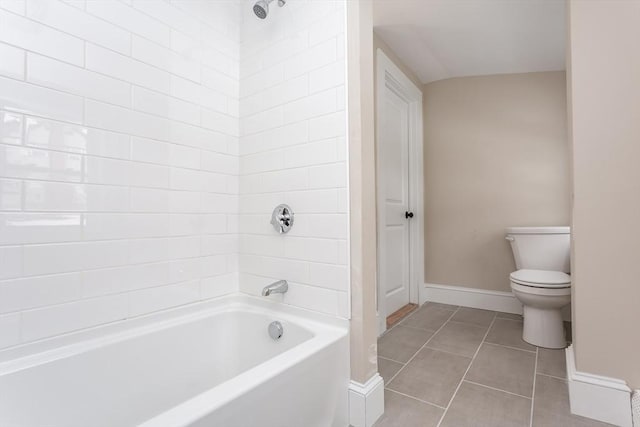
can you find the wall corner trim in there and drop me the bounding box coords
[424,283,523,314]
[565,344,633,427]
[348,373,385,427]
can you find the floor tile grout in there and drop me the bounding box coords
[384,388,447,410]
[378,355,406,365]
[435,311,499,427]
[535,372,567,381]
[530,347,539,427]
[463,379,533,400]
[422,345,475,359]
[383,307,461,389]
[483,340,537,354]
[381,303,457,336]
[446,319,493,329]
[377,305,575,427]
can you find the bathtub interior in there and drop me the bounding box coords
[0,304,318,427]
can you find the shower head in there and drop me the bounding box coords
[253,0,269,19]
[253,0,285,19]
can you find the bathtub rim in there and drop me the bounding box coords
[140,315,349,427]
[0,293,348,375]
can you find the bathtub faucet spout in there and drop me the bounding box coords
[262,280,288,296]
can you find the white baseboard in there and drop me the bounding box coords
[349,374,384,427]
[423,283,572,321]
[424,283,524,314]
[566,345,633,427]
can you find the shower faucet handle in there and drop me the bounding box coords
[271,204,294,234]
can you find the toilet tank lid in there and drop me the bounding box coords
[505,226,570,235]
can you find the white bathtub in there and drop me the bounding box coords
[0,294,350,427]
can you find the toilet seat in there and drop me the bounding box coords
[510,269,571,289]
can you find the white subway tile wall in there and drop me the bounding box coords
[0,0,241,348]
[0,0,349,348]
[238,1,349,318]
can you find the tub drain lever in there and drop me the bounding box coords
[268,321,284,340]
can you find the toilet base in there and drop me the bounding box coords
[522,306,566,349]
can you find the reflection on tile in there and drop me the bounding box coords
[402,304,454,331]
[378,357,403,385]
[0,111,23,145]
[532,375,615,427]
[378,325,434,363]
[0,144,83,182]
[0,212,83,244]
[0,179,22,211]
[466,343,536,397]
[0,75,84,123]
[25,116,86,153]
[388,347,471,407]
[426,321,486,357]
[537,348,567,379]
[374,390,443,427]
[485,318,536,351]
[440,381,531,427]
[24,181,86,212]
[451,307,495,327]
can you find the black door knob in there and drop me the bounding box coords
[405,211,414,219]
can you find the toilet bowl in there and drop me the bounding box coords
[505,226,571,349]
[510,269,571,348]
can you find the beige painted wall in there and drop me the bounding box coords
[423,72,570,292]
[568,0,640,388]
[348,0,379,384]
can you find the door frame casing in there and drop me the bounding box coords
[375,49,425,336]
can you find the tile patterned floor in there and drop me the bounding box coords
[374,303,614,427]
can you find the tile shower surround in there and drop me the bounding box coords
[0,0,348,349]
[237,0,348,318]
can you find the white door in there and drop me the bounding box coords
[379,84,412,316]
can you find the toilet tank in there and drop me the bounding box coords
[505,226,570,273]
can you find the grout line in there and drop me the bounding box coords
[384,388,447,410]
[383,303,459,336]
[377,355,405,365]
[0,4,241,80]
[383,307,461,387]
[483,341,537,354]
[446,319,492,330]
[530,347,539,427]
[536,372,568,381]
[463,380,533,400]
[422,345,475,359]
[383,365,404,385]
[436,311,498,427]
[2,48,235,118]
[0,109,236,158]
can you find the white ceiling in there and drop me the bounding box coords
[373,0,566,84]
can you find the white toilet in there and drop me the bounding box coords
[505,226,571,349]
